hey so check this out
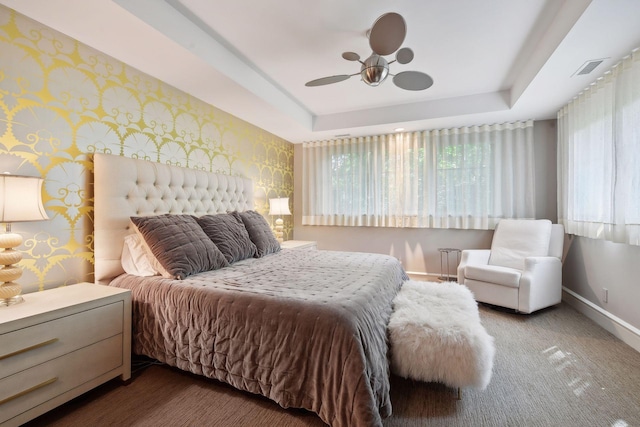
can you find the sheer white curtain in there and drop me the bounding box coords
[302,120,535,229]
[558,48,640,245]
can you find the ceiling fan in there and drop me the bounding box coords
[305,12,434,91]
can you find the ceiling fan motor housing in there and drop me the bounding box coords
[361,54,389,86]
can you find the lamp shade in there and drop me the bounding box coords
[0,174,49,223]
[269,197,291,216]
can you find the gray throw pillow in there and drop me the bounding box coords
[130,214,229,280]
[196,213,257,263]
[231,210,281,257]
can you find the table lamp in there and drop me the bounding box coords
[0,174,49,306]
[269,197,291,243]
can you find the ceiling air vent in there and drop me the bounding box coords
[573,59,606,77]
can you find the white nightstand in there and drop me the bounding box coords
[280,240,318,250]
[0,283,131,427]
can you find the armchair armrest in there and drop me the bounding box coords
[457,249,491,283]
[519,256,563,313]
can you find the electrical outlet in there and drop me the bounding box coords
[603,288,609,303]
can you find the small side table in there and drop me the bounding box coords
[438,248,461,282]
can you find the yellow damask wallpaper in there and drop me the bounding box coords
[0,7,294,293]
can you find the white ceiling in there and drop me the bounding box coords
[3,0,640,143]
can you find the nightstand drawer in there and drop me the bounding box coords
[0,301,123,379]
[0,334,122,424]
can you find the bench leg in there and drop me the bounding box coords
[456,387,461,400]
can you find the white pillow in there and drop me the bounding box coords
[121,233,160,277]
[488,219,552,270]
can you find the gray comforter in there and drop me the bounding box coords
[109,249,406,427]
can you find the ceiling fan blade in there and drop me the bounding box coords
[396,47,414,65]
[305,75,352,87]
[369,12,406,56]
[342,52,360,61]
[393,71,434,91]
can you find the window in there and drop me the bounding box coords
[302,120,535,229]
[558,48,640,245]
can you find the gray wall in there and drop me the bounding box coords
[293,119,640,334]
[563,237,640,329]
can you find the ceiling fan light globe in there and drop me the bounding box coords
[361,54,389,86]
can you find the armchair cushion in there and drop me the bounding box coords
[488,219,552,270]
[464,265,521,288]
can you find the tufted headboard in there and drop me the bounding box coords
[93,153,253,285]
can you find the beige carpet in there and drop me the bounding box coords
[25,303,640,427]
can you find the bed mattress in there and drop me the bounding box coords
[108,248,406,427]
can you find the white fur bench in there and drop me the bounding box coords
[388,280,495,396]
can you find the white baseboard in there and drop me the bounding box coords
[562,287,640,354]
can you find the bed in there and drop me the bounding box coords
[93,153,407,427]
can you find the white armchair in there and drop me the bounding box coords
[457,219,565,314]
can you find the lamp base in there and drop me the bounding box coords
[274,218,284,243]
[0,270,24,306]
[0,235,25,307]
[0,295,24,306]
